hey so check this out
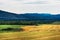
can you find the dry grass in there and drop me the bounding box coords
[22,24,60,32]
[0,24,60,40]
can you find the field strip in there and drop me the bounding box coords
[1,35,60,40]
[39,35,60,39]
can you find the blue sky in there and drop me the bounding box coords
[0,0,60,14]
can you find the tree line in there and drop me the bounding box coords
[0,20,59,25]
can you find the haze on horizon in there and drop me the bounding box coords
[0,0,60,14]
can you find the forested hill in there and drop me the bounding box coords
[0,10,60,21]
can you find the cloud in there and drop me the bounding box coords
[11,0,48,4]
[0,0,60,14]
[0,4,60,14]
[0,0,60,5]
[24,1,48,4]
[0,3,3,5]
[11,0,60,4]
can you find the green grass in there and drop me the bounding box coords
[0,25,24,32]
[0,25,23,29]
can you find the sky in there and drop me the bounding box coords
[0,0,60,14]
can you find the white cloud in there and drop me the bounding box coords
[12,0,60,4]
[0,0,60,14]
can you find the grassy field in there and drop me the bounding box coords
[0,24,60,40]
[0,25,23,29]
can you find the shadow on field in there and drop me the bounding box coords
[0,28,24,32]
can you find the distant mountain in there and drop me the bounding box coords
[0,10,60,21]
[0,10,29,20]
[0,10,18,20]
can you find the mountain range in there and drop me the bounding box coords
[0,10,60,22]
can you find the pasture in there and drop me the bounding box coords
[0,24,60,40]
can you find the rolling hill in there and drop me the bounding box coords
[0,10,60,24]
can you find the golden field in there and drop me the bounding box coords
[22,24,60,32]
[0,24,60,40]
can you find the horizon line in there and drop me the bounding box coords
[0,10,60,15]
